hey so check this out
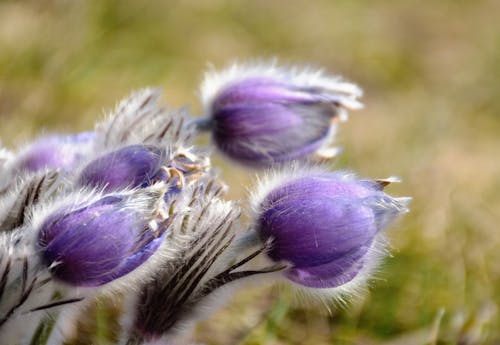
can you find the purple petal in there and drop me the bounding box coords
[285,245,368,288]
[213,78,318,108]
[78,145,164,191]
[17,133,94,172]
[256,174,400,288]
[260,193,376,267]
[210,78,339,166]
[38,195,164,286]
[213,103,331,165]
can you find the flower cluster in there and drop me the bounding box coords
[0,63,409,344]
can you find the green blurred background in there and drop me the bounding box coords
[1,0,499,344]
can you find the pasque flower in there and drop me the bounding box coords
[199,64,363,167]
[77,144,204,197]
[253,169,409,290]
[0,63,412,344]
[78,145,165,192]
[16,132,94,173]
[37,189,168,287]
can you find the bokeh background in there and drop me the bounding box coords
[1,1,499,344]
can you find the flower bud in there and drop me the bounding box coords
[200,64,362,167]
[37,193,166,287]
[254,171,409,290]
[78,145,164,192]
[16,132,94,173]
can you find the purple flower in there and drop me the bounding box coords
[16,132,94,173]
[254,172,408,289]
[200,65,362,167]
[37,194,166,287]
[78,145,165,192]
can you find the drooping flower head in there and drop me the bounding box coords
[252,166,409,293]
[36,186,168,287]
[15,132,95,173]
[199,63,363,167]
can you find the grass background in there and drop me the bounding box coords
[1,0,499,344]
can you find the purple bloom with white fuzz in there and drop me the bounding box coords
[16,132,94,173]
[0,69,414,343]
[255,172,408,289]
[78,145,165,192]
[200,65,363,166]
[37,194,167,287]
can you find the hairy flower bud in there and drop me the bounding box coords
[37,192,167,287]
[78,145,165,192]
[16,132,94,173]
[200,64,363,166]
[253,170,409,290]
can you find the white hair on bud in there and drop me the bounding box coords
[156,180,242,284]
[0,145,13,162]
[0,227,64,343]
[117,180,247,342]
[95,88,196,150]
[200,60,364,116]
[0,146,13,185]
[0,170,61,233]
